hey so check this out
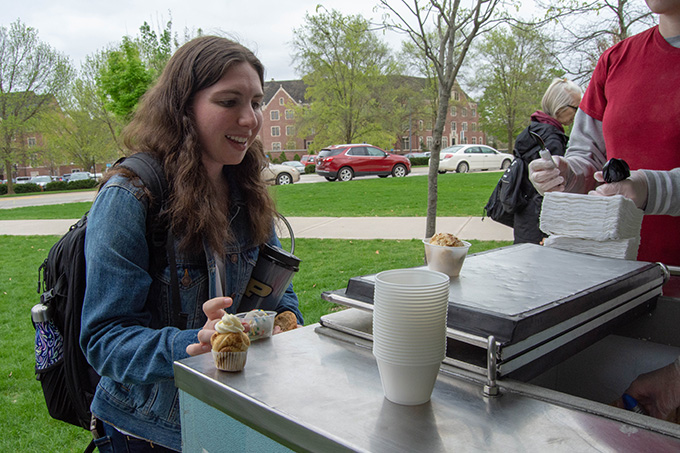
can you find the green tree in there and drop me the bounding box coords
[380,0,508,237]
[0,19,73,194]
[474,26,560,151]
[81,51,127,152]
[41,74,119,173]
[135,18,178,79]
[97,37,153,120]
[292,8,406,150]
[95,18,196,124]
[533,0,655,83]
[399,38,447,153]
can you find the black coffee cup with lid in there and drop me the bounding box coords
[238,243,301,312]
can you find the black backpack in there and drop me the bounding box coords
[32,153,184,438]
[483,157,528,228]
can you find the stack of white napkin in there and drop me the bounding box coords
[539,192,644,260]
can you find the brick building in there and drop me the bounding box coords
[397,80,487,153]
[260,78,486,160]
[3,79,487,180]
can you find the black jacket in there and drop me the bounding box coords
[512,122,568,244]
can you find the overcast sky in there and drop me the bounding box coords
[3,0,406,81]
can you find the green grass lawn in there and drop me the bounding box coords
[1,235,511,451]
[0,172,502,220]
[0,172,511,450]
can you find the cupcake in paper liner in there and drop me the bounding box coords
[210,313,250,372]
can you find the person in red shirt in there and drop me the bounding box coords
[531,0,680,420]
[529,0,680,266]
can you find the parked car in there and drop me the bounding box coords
[262,163,300,185]
[404,152,431,159]
[15,176,32,184]
[300,155,317,167]
[281,161,306,172]
[437,145,512,174]
[315,144,411,182]
[68,171,93,181]
[29,175,53,188]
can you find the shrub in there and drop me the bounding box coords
[45,181,69,191]
[409,157,430,166]
[305,164,316,174]
[0,184,6,195]
[14,183,42,194]
[293,153,301,161]
[67,179,98,190]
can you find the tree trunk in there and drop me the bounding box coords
[426,85,454,238]
[4,159,15,195]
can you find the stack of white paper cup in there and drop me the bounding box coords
[373,268,450,405]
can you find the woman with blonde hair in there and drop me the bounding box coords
[509,77,582,244]
[80,36,303,451]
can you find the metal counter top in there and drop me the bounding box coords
[174,323,680,452]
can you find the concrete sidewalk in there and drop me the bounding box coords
[0,216,513,241]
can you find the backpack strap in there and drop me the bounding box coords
[116,153,168,219]
[114,153,187,330]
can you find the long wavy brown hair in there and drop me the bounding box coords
[107,36,276,255]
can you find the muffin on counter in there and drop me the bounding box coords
[429,232,465,247]
[211,313,250,371]
[274,311,298,332]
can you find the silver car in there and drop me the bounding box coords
[30,175,53,187]
[262,164,300,185]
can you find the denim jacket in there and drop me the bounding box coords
[80,173,302,451]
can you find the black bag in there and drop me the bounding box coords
[483,158,529,227]
[483,177,514,227]
[33,153,183,434]
[499,158,529,214]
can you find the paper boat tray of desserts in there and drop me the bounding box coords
[321,244,667,380]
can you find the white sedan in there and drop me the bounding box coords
[437,145,512,174]
[262,163,300,185]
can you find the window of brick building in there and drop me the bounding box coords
[462,108,467,117]
[271,126,280,136]
[27,137,37,147]
[285,109,294,119]
[451,122,456,131]
[451,106,457,116]
[286,125,295,136]
[471,123,477,132]
[273,142,281,150]
[270,110,279,120]
[279,97,284,105]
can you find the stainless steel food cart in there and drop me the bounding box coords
[174,245,680,452]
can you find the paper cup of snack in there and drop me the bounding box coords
[423,233,471,278]
[236,310,277,340]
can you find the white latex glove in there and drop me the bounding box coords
[528,155,569,195]
[588,170,648,210]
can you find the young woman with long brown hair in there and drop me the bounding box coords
[80,36,303,452]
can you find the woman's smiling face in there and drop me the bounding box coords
[192,61,264,174]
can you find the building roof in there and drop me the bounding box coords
[263,80,308,106]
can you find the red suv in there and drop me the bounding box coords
[315,144,411,181]
[300,155,317,167]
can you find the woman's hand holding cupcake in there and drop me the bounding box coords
[186,297,233,356]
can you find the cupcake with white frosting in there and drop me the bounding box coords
[210,313,250,371]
